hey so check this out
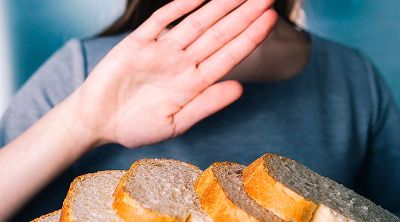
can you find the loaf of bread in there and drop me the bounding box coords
[32,154,399,222]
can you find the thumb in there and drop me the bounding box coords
[173,80,243,136]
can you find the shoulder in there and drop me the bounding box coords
[310,33,371,73]
[309,33,379,97]
[43,32,128,81]
[309,33,399,130]
[81,32,129,74]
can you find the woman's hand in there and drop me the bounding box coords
[72,0,277,148]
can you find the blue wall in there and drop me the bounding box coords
[6,0,125,89]
[303,0,400,106]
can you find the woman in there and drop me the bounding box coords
[1,0,399,220]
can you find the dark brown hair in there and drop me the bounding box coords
[101,0,297,36]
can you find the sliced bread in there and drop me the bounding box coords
[31,210,61,222]
[243,153,400,222]
[113,159,211,222]
[194,162,284,222]
[60,170,125,222]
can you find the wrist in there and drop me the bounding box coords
[56,91,104,154]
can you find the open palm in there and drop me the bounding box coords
[74,0,277,148]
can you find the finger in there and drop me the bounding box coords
[173,80,243,136]
[160,0,246,49]
[132,0,206,40]
[198,9,277,86]
[186,0,274,63]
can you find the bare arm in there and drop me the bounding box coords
[0,0,277,219]
[0,94,97,219]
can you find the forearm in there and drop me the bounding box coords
[0,93,98,220]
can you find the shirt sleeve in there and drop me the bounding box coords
[355,53,400,216]
[0,40,86,221]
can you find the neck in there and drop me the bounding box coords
[224,18,310,83]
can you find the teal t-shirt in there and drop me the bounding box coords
[1,33,400,220]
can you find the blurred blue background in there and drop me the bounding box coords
[303,0,400,107]
[0,0,399,114]
[5,0,126,88]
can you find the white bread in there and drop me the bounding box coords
[243,153,399,222]
[33,154,399,222]
[31,210,61,222]
[113,159,211,222]
[60,170,125,222]
[194,162,283,222]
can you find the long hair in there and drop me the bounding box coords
[101,0,298,36]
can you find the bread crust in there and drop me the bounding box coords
[60,170,125,222]
[243,155,317,222]
[194,162,260,222]
[31,209,61,222]
[113,159,201,222]
[60,173,84,222]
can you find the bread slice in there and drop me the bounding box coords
[113,159,211,222]
[194,162,284,222]
[31,210,61,222]
[243,153,400,222]
[60,170,125,222]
